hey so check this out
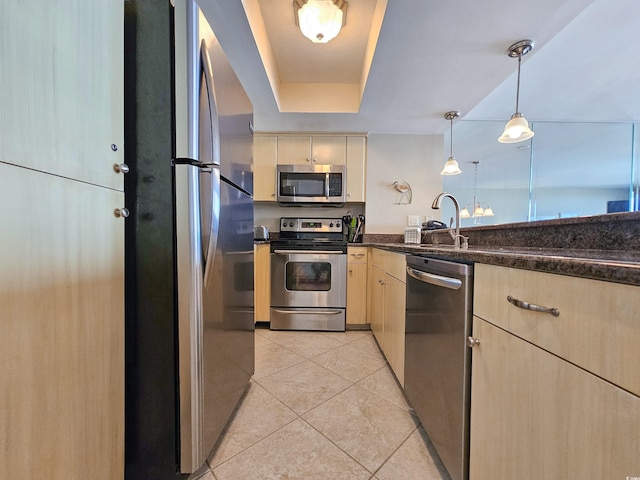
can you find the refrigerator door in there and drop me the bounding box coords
[201,26,253,194]
[175,1,254,473]
[201,177,254,454]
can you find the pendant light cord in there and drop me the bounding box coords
[515,54,522,114]
[450,117,454,157]
[473,161,478,207]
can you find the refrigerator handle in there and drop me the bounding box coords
[203,167,220,290]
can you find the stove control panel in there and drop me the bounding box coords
[280,217,343,233]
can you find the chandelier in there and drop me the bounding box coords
[460,161,495,222]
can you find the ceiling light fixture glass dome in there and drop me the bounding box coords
[498,40,535,144]
[294,0,348,44]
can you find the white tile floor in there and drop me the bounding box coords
[193,328,451,480]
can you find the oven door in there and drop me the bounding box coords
[270,249,347,331]
[270,250,347,308]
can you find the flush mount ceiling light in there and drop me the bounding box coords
[293,0,348,44]
[441,111,462,175]
[498,39,535,144]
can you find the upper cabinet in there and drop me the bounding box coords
[0,0,124,190]
[277,135,346,165]
[346,136,366,202]
[253,135,277,201]
[253,133,367,202]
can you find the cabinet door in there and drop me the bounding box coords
[475,263,640,396]
[0,164,124,479]
[0,0,124,190]
[370,266,386,347]
[311,136,347,165]
[384,274,406,386]
[347,263,368,325]
[277,136,312,164]
[254,243,271,322]
[469,318,640,480]
[346,136,366,202]
[253,136,277,201]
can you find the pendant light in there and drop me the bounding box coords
[460,161,495,222]
[440,111,462,175]
[498,40,535,143]
[293,0,348,44]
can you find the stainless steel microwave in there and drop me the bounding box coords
[276,164,346,206]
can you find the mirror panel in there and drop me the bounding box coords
[440,120,638,228]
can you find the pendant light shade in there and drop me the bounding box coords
[294,0,348,44]
[498,40,535,144]
[499,113,534,143]
[441,111,462,175]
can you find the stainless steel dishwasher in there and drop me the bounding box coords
[404,255,473,480]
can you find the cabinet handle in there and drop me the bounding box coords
[113,163,129,174]
[378,279,385,285]
[350,253,365,258]
[114,208,130,218]
[349,268,353,273]
[467,336,480,348]
[507,295,560,317]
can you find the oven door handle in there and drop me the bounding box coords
[273,249,344,255]
[271,309,344,316]
[406,266,462,290]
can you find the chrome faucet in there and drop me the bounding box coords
[431,192,467,249]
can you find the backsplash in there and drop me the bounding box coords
[365,211,640,251]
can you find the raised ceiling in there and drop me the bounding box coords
[199,0,640,134]
[241,0,386,113]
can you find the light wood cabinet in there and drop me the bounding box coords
[474,263,640,396]
[383,274,406,386]
[470,318,640,479]
[254,243,271,323]
[0,164,124,479]
[346,247,368,325]
[369,248,407,384]
[346,136,366,202]
[470,263,640,479]
[1,0,124,190]
[253,135,277,201]
[0,1,125,478]
[277,135,346,165]
[253,133,366,202]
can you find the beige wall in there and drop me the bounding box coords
[364,134,444,234]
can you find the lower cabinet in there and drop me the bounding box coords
[470,263,640,479]
[0,164,124,479]
[254,243,271,323]
[470,318,640,479]
[346,247,368,325]
[369,249,406,385]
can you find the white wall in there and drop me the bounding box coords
[364,134,444,234]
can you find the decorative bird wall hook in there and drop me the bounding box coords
[392,180,412,204]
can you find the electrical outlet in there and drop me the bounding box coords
[407,215,420,226]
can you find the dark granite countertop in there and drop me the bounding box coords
[361,243,640,286]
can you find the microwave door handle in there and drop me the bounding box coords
[325,172,330,199]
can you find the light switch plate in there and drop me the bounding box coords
[407,215,420,226]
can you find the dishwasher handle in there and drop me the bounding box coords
[406,266,463,290]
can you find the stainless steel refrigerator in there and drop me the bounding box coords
[173,0,254,473]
